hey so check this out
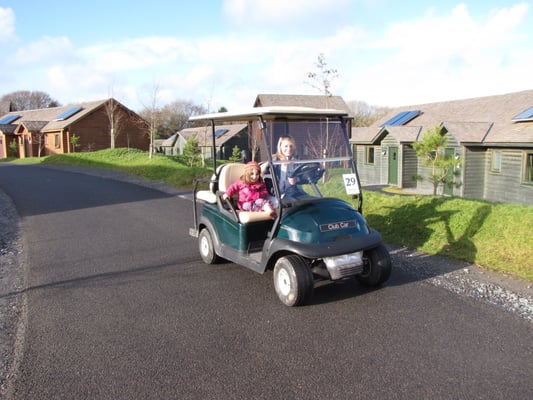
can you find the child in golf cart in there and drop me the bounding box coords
[222,161,277,218]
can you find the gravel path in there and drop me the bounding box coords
[1,164,532,396]
[0,189,24,397]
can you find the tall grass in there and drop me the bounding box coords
[361,191,533,281]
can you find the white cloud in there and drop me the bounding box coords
[184,65,216,88]
[80,37,191,73]
[345,2,532,106]
[223,0,351,24]
[45,63,112,104]
[485,2,530,35]
[47,65,70,91]
[0,7,15,43]
[374,3,528,60]
[14,36,74,64]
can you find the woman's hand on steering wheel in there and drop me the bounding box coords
[289,163,324,184]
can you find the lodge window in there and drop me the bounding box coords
[365,146,375,164]
[523,152,533,184]
[491,150,502,173]
[54,134,60,148]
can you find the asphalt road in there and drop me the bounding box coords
[0,164,532,400]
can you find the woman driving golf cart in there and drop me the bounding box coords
[267,135,324,202]
[271,135,298,194]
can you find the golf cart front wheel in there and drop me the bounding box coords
[357,244,392,287]
[198,228,220,264]
[273,255,314,307]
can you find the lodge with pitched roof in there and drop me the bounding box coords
[351,89,533,205]
[160,123,249,161]
[0,98,149,158]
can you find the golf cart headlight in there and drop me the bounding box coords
[323,251,364,280]
[323,252,363,268]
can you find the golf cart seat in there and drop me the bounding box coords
[197,163,273,224]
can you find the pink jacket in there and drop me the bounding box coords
[225,179,269,210]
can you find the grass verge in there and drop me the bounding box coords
[361,191,533,281]
[39,148,212,188]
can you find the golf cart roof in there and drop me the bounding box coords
[189,106,349,123]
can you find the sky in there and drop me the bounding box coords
[0,0,532,112]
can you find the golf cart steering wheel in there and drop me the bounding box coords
[290,163,324,184]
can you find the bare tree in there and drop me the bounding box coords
[306,53,339,108]
[304,122,343,160]
[1,90,60,111]
[104,98,126,149]
[159,100,207,137]
[306,53,340,181]
[137,87,212,159]
[142,83,161,159]
[70,134,80,153]
[347,100,391,127]
[34,132,45,158]
[138,97,207,136]
[199,124,211,168]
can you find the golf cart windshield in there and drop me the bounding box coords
[189,107,362,210]
[258,117,360,205]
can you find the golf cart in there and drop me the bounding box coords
[189,107,391,306]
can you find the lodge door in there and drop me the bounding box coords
[388,146,399,185]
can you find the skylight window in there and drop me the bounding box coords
[512,106,533,122]
[53,106,83,121]
[381,110,421,127]
[0,114,21,124]
[214,128,229,138]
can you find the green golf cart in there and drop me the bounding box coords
[189,107,391,306]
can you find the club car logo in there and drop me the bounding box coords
[320,220,356,232]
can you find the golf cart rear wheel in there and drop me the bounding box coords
[357,244,392,287]
[198,228,220,264]
[273,255,314,307]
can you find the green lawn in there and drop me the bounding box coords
[361,191,533,282]
[38,148,213,188]
[6,149,532,283]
